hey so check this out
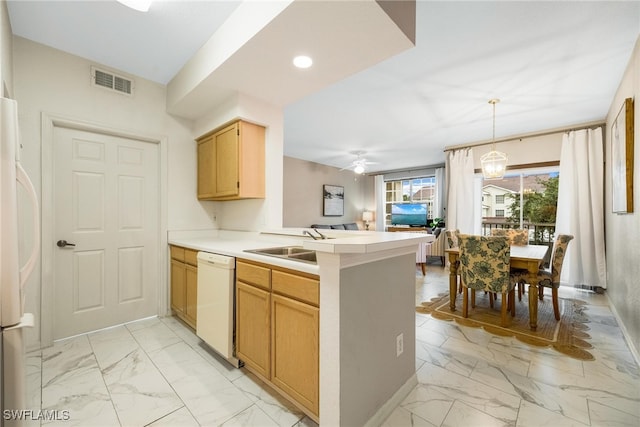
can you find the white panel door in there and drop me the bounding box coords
[53,127,159,339]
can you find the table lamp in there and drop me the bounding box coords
[362,211,374,230]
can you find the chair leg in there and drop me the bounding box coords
[471,289,476,308]
[462,287,469,318]
[440,256,445,266]
[500,291,509,327]
[539,285,544,301]
[517,281,523,301]
[510,289,516,317]
[421,263,426,276]
[552,287,560,320]
[489,292,494,308]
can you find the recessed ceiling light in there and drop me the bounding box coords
[117,0,152,12]
[293,55,313,69]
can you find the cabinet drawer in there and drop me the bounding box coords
[237,261,271,290]
[272,270,319,306]
[184,249,198,266]
[170,245,185,262]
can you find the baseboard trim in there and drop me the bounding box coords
[605,292,640,366]
[363,373,417,427]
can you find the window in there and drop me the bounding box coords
[385,177,435,226]
[481,167,559,246]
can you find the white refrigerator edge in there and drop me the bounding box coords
[0,97,40,424]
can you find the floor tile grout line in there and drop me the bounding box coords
[86,330,125,427]
[124,320,203,426]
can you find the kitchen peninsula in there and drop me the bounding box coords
[168,228,433,426]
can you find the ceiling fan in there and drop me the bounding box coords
[339,151,378,174]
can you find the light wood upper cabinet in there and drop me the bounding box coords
[197,120,265,201]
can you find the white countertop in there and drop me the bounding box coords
[168,228,434,275]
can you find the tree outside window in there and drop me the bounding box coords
[506,174,558,243]
[482,170,559,249]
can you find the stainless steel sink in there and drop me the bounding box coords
[287,251,317,263]
[249,246,309,256]
[244,246,317,264]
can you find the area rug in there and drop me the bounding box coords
[417,291,594,361]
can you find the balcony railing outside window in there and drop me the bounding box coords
[482,218,555,266]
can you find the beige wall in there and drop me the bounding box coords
[1,0,12,96]
[605,36,640,358]
[471,131,564,170]
[283,156,375,229]
[12,37,215,349]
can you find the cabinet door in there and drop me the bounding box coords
[271,294,319,417]
[236,281,271,379]
[214,123,239,198]
[197,135,216,199]
[170,259,186,316]
[184,264,198,328]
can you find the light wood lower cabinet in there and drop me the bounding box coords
[185,264,198,327]
[236,259,319,421]
[236,281,271,379]
[169,245,198,329]
[271,294,319,416]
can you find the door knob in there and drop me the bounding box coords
[56,240,76,248]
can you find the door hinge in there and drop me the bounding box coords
[237,181,240,189]
[237,129,240,136]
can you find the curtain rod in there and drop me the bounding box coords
[369,162,445,177]
[443,120,605,152]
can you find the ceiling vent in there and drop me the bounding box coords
[91,66,133,96]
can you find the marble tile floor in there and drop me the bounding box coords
[25,265,639,426]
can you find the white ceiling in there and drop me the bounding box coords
[7,1,640,174]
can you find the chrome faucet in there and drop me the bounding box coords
[312,228,327,240]
[303,230,318,240]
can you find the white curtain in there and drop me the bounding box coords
[556,128,607,288]
[445,148,476,233]
[433,167,445,220]
[374,174,385,231]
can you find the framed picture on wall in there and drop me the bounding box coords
[323,184,344,216]
[612,97,634,214]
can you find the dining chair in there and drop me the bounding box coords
[513,234,574,320]
[457,234,515,326]
[445,228,460,250]
[405,230,430,275]
[445,229,462,292]
[491,228,531,300]
[491,228,529,246]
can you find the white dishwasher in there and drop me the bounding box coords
[196,252,240,367]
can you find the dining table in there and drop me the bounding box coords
[445,244,549,330]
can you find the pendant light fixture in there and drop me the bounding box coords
[480,99,508,179]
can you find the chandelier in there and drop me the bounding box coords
[480,99,508,179]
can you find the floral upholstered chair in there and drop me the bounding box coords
[491,228,529,246]
[458,234,515,326]
[445,229,460,250]
[445,229,461,292]
[512,234,573,320]
[491,228,530,299]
